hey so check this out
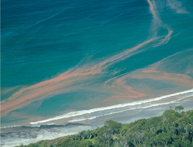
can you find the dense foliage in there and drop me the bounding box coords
[18,106,193,147]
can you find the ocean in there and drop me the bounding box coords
[1,0,193,146]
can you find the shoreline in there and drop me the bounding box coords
[1,97,193,147]
[2,88,191,128]
[2,88,192,128]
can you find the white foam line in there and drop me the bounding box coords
[67,94,193,123]
[0,125,21,129]
[30,89,193,125]
[69,116,97,123]
[102,94,193,116]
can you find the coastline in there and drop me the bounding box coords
[1,0,193,146]
[1,95,193,147]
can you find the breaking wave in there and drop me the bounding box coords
[30,89,193,125]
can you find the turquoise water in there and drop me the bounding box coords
[1,0,193,126]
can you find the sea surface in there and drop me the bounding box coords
[1,0,193,146]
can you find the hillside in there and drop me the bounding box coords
[17,106,193,147]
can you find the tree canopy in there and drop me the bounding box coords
[17,106,193,147]
[175,106,184,113]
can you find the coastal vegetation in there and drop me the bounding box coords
[18,106,193,147]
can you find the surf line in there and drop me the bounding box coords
[30,89,193,125]
[68,93,193,123]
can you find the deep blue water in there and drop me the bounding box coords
[1,0,193,126]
